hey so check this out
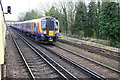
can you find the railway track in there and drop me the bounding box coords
[47,44,120,78]
[11,28,108,80]
[10,30,78,79]
[6,31,30,78]
[12,28,120,79]
[58,39,120,61]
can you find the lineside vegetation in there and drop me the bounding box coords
[18,1,120,48]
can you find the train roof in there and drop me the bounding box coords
[13,17,58,25]
[24,17,58,23]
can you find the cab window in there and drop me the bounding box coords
[41,21,46,30]
[55,22,58,30]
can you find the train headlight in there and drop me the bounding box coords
[41,34,44,36]
[43,31,46,34]
[56,34,60,36]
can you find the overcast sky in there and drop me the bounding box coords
[2,0,119,21]
[2,0,54,20]
[1,0,92,21]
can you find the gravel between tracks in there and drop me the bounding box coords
[8,27,120,79]
[17,32,91,79]
[9,28,62,79]
[48,45,119,78]
[5,28,30,78]
[54,42,119,70]
[60,36,120,52]
[14,35,59,78]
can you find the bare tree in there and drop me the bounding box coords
[67,0,76,34]
[17,12,25,21]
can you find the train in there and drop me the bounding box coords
[12,17,60,43]
[0,1,6,80]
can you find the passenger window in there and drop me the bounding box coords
[55,22,58,30]
[34,23,36,27]
[41,21,46,30]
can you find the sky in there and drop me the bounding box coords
[1,0,93,21]
[2,0,118,21]
[1,0,120,20]
[2,0,54,20]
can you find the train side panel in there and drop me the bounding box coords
[0,1,6,65]
[30,22,34,34]
[26,22,31,33]
[0,1,6,80]
[32,22,43,37]
[12,17,60,43]
[24,23,26,32]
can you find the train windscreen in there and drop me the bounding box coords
[46,19,54,30]
[41,19,58,30]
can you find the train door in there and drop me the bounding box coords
[30,22,34,34]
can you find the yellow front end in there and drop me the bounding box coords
[48,31,54,36]
[40,17,60,42]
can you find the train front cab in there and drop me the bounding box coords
[37,17,60,43]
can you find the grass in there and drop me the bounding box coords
[61,33,120,48]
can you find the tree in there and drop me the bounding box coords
[67,1,76,34]
[73,2,87,36]
[17,12,25,21]
[87,2,97,37]
[98,2,120,46]
[60,2,68,34]
[45,6,60,19]
[45,6,64,32]
[45,0,76,34]
[96,0,101,38]
[18,9,43,21]
[24,10,42,21]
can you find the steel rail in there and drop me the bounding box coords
[54,44,120,74]
[18,32,106,80]
[11,30,73,79]
[11,28,106,80]
[11,35,36,80]
[40,45,106,80]
[58,39,120,61]
[17,33,78,80]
